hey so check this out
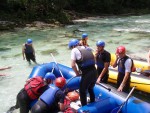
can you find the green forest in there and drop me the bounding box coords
[1,0,150,24]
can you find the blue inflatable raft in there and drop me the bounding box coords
[29,62,150,113]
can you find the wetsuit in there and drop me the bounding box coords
[117,56,132,93]
[31,86,65,113]
[96,50,111,83]
[24,44,36,63]
[72,46,97,106]
[16,77,48,113]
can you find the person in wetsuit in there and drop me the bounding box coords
[113,46,133,93]
[22,39,37,64]
[7,72,56,113]
[31,77,67,113]
[95,40,111,83]
[68,39,97,106]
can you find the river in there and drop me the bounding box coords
[0,14,150,113]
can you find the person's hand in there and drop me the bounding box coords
[96,77,101,84]
[7,66,12,69]
[117,85,123,92]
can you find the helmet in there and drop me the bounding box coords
[68,39,79,49]
[44,72,56,80]
[27,39,32,44]
[67,91,79,101]
[82,33,88,39]
[96,40,105,47]
[55,77,66,88]
[116,46,126,54]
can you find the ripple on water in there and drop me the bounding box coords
[41,49,58,55]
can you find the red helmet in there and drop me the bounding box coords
[116,46,126,54]
[67,91,79,101]
[55,77,66,88]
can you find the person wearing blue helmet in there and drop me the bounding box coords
[79,33,89,47]
[22,39,37,65]
[95,40,111,84]
[68,39,97,106]
[7,72,56,113]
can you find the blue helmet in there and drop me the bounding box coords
[96,40,105,47]
[44,72,56,80]
[27,39,32,44]
[68,39,79,49]
[82,33,88,39]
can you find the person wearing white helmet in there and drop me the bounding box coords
[22,39,37,65]
[68,39,97,107]
[7,72,56,113]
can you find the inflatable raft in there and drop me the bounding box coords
[29,62,150,113]
[110,53,150,72]
[108,68,150,93]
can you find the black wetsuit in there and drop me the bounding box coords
[31,90,65,113]
[96,50,111,83]
[76,47,97,106]
[24,44,36,63]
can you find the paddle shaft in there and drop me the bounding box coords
[50,53,64,77]
[117,86,135,113]
[97,83,111,91]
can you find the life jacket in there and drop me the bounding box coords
[25,44,33,53]
[118,56,135,74]
[40,85,59,106]
[24,76,45,100]
[76,46,95,70]
[96,50,111,69]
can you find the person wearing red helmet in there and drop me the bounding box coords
[22,39,37,65]
[31,77,67,113]
[68,39,97,106]
[7,73,56,113]
[95,40,111,83]
[113,46,133,93]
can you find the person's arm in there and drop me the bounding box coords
[71,60,80,76]
[22,44,25,60]
[31,45,35,56]
[112,54,119,68]
[97,62,110,83]
[0,66,11,71]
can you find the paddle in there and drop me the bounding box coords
[117,86,136,113]
[96,83,111,91]
[50,53,64,77]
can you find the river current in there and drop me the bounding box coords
[0,14,150,113]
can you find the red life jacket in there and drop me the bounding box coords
[24,76,45,100]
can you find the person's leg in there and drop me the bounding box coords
[30,53,37,64]
[17,89,30,113]
[88,69,97,103]
[79,76,88,106]
[25,53,31,64]
[31,100,48,113]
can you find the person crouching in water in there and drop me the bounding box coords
[22,39,37,65]
[7,72,56,113]
[31,77,67,113]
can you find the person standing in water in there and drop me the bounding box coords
[22,39,37,65]
[79,33,89,47]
